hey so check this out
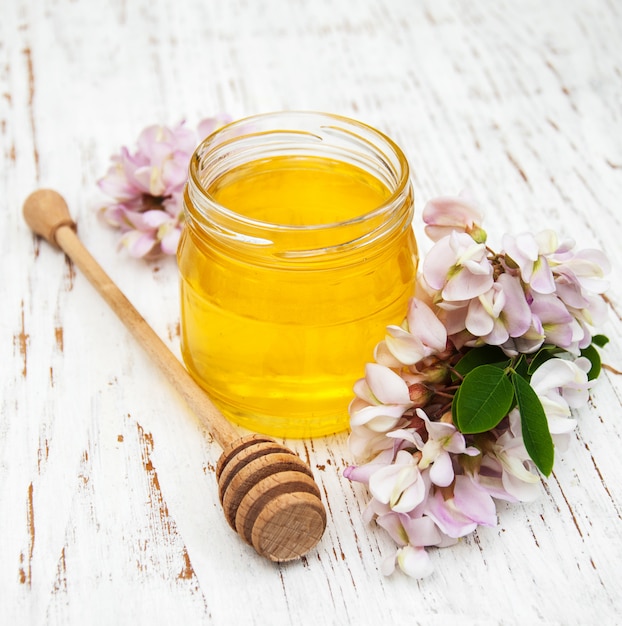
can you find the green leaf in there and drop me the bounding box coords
[453,346,511,379]
[580,344,602,380]
[592,334,610,348]
[527,345,558,375]
[513,354,529,379]
[451,378,463,425]
[511,372,554,476]
[453,365,515,434]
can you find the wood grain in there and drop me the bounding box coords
[2,0,622,624]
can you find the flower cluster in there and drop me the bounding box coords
[344,193,610,579]
[97,115,231,258]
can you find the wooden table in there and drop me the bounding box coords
[3,0,622,623]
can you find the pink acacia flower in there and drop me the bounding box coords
[368,450,428,513]
[502,230,558,294]
[376,508,443,548]
[390,411,479,487]
[528,292,582,351]
[423,231,494,303]
[529,357,591,450]
[347,426,395,463]
[343,447,397,484]
[344,191,609,580]
[378,514,445,578]
[422,193,487,243]
[382,545,434,578]
[349,363,413,433]
[567,294,609,351]
[552,248,610,348]
[474,412,542,502]
[464,273,532,346]
[501,234,611,350]
[552,247,610,298]
[376,298,448,367]
[424,476,497,538]
[98,115,232,258]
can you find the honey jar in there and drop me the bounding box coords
[178,111,418,437]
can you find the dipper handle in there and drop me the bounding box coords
[23,189,327,561]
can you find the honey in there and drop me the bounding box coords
[178,112,418,438]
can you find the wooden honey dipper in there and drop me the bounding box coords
[23,189,327,562]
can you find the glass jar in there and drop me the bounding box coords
[178,111,418,438]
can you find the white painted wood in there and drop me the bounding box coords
[2,0,622,623]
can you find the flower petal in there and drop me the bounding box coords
[396,545,435,578]
[406,298,448,353]
[349,403,408,431]
[384,326,426,365]
[120,230,157,258]
[429,450,454,487]
[365,363,412,405]
[452,476,497,527]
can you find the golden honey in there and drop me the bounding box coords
[178,112,418,438]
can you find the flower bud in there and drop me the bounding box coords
[421,362,451,384]
[459,450,482,474]
[408,383,433,407]
[439,411,454,424]
[468,224,487,244]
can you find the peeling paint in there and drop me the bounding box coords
[22,46,39,179]
[15,300,29,377]
[18,482,35,586]
[63,256,76,291]
[167,321,180,342]
[178,546,195,581]
[54,326,64,352]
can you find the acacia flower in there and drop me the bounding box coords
[552,247,610,298]
[368,450,428,513]
[529,357,591,450]
[479,413,542,502]
[422,193,487,243]
[464,273,532,345]
[349,363,413,432]
[502,230,557,294]
[390,411,479,487]
[552,249,610,348]
[423,231,494,303]
[98,115,232,258]
[347,426,395,463]
[424,476,497,538]
[378,298,448,366]
[528,292,582,351]
[341,192,610,580]
[343,447,396,484]
[382,545,434,578]
[377,514,445,578]
[566,294,609,350]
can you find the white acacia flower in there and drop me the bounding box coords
[389,411,479,488]
[369,450,427,513]
[529,357,591,450]
[380,298,448,366]
[424,475,497,538]
[381,544,435,579]
[349,363,413,433]
[423,231,494,303]
[422,192,486,243]
[486,411,542,501]
[502,230,557,294]
[465,273,532,345]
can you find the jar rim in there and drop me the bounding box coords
[187,110,411,233]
